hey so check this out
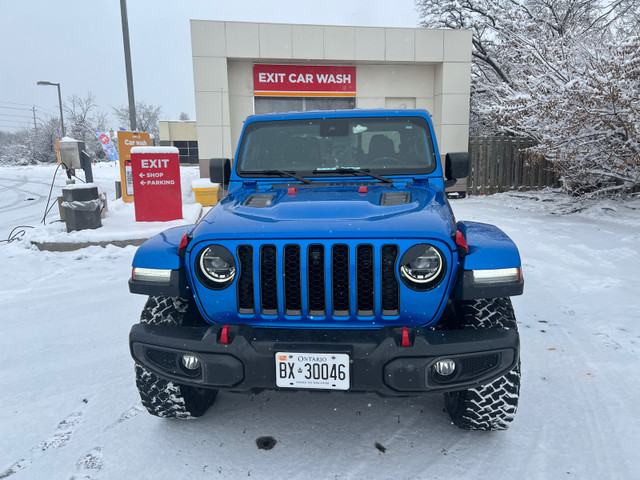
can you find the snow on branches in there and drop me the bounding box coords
[417,0,640,197]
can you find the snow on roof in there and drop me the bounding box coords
[130,146,179,155]
[191,178,219,189]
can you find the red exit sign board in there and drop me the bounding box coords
[254,64,356,96]
[130,146,182,222]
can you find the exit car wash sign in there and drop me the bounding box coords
[130,146,182,222]
[254,64,356,97]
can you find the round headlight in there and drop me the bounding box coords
[197,245,236,288]
[400,244,445,290]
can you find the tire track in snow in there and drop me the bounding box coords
[0,411,84,478]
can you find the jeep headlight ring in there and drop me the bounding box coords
[400,244,446,291]
[197,245,236,289]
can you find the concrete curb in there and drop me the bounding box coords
[32,238,148,252]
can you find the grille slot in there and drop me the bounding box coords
[332,244,350,316]
[307,244,326,315]
[236,242,401,319]
[381,245,399,315]
[356,245,374,316]
[260,245,278,315]
[284,245,302,315]
[237,245,254,314]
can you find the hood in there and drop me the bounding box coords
[190,183,457,243]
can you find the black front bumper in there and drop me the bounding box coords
[129,323,519,396]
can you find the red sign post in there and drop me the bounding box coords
[130,146,182,222]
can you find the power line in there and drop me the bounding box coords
[34,105,59,115]
[0,100,36,107]
[0,113,33,119]
[0,103,58,115]
[0,105,32,112]
[0,118,31,124]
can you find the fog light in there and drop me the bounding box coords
[434,359,456,376]
[181,354,200,370]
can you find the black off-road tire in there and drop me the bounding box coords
[135,295,218,419]
[444,298,521,430]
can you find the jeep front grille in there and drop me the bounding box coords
[236,243,400,318]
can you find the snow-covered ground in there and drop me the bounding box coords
[1,164,639,479]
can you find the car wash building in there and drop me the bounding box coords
[189,20,471,190]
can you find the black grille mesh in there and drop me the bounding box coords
[381,245,399,315]
[284,245,302,315]
[308,244,326,315]
[356,245,374,316]
[237,245,254,313]
[145,348,178,371]
[461,354,500,376]
[332,245,350,316]
[260,245,278,314]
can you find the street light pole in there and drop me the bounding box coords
[37,81,65,137]
[120,0,137,131]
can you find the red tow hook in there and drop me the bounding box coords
[401,327,411,347]
[220,325,230,344]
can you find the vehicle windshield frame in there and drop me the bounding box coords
[236,116,438,179]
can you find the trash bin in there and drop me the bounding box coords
[61,185,102,232]
[191,179,220,207]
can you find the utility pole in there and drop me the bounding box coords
[120,0,137,131]
[32,106,37,132]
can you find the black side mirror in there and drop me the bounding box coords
[209,158,231,188]
[445,152,469,181]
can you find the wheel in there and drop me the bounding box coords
[135,295,218,419]
[444,298,521,430]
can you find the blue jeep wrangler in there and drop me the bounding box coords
[128,109,523,430]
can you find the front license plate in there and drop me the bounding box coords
[275,352,350,390]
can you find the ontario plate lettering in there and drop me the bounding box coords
[275,352,350,390]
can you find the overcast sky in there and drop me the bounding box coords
[0,0,420,131]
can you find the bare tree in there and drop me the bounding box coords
[63,92,108,160]
[113,101,162,139]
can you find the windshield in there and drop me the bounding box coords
[237,116,437,177]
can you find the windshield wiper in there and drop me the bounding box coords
[245,169,312,184]
[312,167,392,184]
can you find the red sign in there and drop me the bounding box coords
[130,147,182,222]
[254,64,356,96]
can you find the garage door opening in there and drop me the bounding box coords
[255,96,356,114]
